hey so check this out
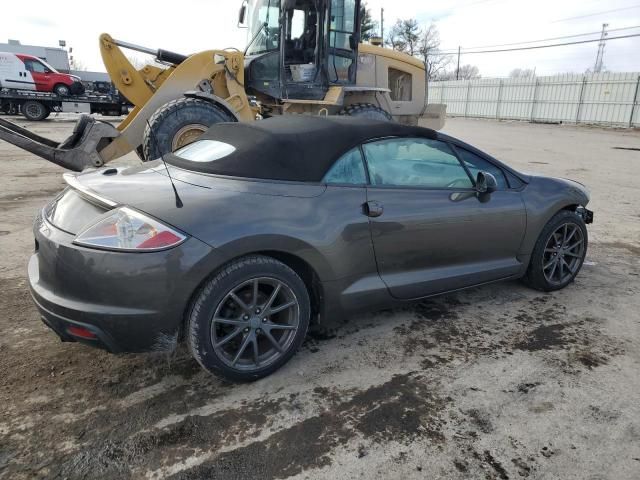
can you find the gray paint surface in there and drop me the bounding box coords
[28,127,590,352]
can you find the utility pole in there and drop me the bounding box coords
[456,46,461,80]
[593,23,608,73]
[380,8,384,45]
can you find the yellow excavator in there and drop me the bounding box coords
[0,0,445,171]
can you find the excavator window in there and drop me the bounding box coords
[328,0,358,84]
[283,0,320,81]
[246,0,282,56]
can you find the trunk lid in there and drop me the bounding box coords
[59,162,326,237]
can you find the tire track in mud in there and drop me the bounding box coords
[151,290,625,479]
[165,373,448,480]
[0,267,630,479]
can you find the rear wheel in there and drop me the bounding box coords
[53,84,70,96]
[338,102,393,121]
[142,97,236,161]
[21,101,50,121]
[523,210,588,291]
[187,255,310,381]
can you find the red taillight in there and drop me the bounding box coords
[74,207,186,251]
[67,326,97,339]
[137,230,183,249]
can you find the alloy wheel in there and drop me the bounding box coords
[542,222,585,285]
[210,277,300,371]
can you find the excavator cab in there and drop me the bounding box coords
[241,0,360,101]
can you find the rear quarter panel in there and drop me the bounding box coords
[78,166,377,284]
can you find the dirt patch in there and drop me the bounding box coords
[2,116,640,480]
[515,324,568,351]
[169,373,448,479]
[594,241,640,257]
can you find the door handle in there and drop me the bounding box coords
[363,200,383,217]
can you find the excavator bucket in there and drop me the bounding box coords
[0,115,119,171]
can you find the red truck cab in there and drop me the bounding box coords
[0,52,84,96]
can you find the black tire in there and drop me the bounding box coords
[53,84,70,96]
[523,210,588,292]
[21,101,50,121]
[142,97,236,161]
[338,102,393,121]
[187,255,311,381]
[134,145,145,162]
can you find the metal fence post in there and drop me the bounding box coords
[575,75,587,125]
[629,74,640,127]
[496,79,504,120]
[440,82,445,104]
[464,81,471,117]
[530,78,539,122]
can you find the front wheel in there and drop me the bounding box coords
[523,210,588,291]
[53,84,70,96]
[187,256,310,381]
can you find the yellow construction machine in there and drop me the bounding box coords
[0,0,446,171]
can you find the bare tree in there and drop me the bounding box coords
[509,68,535,78]
[417,23,451,80]
[387,20,451,80]
[438,64,481,80]
[71,59,88,71]
[458,64,480,79]
[386,19,420,56]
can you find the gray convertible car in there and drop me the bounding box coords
[29,116,593,380]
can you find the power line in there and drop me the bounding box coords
[442,25,640,51]
[553,5,640,23]
[438,32,640,55]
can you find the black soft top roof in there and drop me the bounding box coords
[165,115,437,182]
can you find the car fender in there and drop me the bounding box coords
[519,176,590,255]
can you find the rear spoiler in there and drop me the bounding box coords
[63,172,117,207]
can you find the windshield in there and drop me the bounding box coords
[39,58,59,73]
[246,0,281,56]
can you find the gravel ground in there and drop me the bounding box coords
[0,114,639,480]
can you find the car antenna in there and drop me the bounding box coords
[145,119,183,209]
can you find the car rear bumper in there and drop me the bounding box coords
[29,280,122,352]
[28,213,219,353]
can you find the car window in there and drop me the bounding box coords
[362,138,473,189]
[24,59,47,73]
[456,147,508,190]
[323,148,367,185]
[174,140,236,162]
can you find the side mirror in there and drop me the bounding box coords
[476,171,497,194]
[238,1,247,27]
[44,68,51,74]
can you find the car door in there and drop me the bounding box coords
[362,136,526,300]
[22,58,51,92]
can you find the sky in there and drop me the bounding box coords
[2,0,640,77]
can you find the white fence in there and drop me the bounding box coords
[428,72,640,127]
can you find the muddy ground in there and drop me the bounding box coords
[0,115,639,479]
